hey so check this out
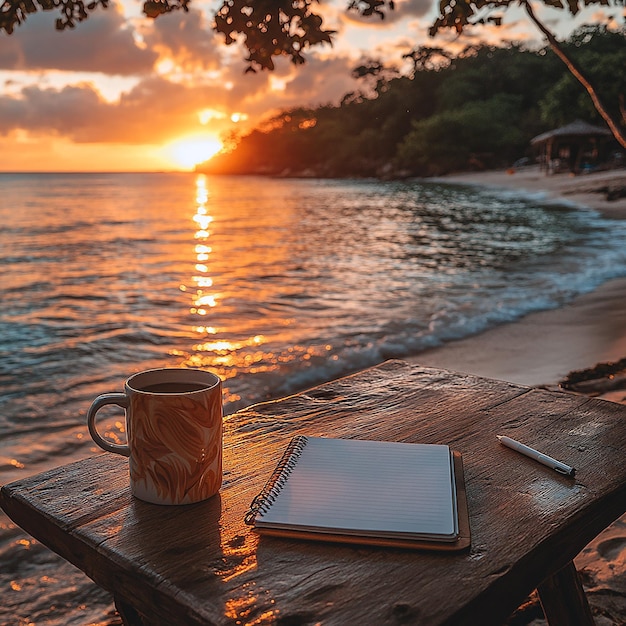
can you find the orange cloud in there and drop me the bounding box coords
[0,50,368,148]
[141,7,223,72]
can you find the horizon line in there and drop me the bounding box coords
[0,170,202,175]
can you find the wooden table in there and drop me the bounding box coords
[2,360,626,625]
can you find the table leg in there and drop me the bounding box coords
[114,596,149,626]
[537,561,594,625]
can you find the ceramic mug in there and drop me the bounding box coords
[87,368,222,505]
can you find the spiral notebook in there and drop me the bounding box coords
[245,436,470,551]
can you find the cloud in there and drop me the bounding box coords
[215,53,365,123]
[392,0,435,20]
[279,55,364,106]
[342,0,432,26]
[0,80,140,142]
[141,7,224,71]
[0,75,271,144]
[0,83,106,139]
[0,49,367,146]
[0,0,438,154]
[0,3,157,74]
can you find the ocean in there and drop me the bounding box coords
[2,171,626,625]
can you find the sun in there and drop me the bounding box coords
[165,135,223,170]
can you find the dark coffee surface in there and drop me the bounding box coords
[138,382,209,394]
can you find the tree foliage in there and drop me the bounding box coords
[429,0,624,36]
[396,94,526,174]
[199,27,624,177]
[515,0,625,146]
[540,25,626,127]
[213,1,334,72]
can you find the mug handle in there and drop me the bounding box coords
[87,393,131,457]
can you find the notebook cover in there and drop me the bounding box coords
[254,450,471,552]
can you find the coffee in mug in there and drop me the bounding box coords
[87,368,222,505]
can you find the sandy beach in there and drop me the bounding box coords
[412,165,626,625]
[416,165,626,394]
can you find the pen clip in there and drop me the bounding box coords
[554,465,575,477]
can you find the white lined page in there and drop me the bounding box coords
[255,437,458,541]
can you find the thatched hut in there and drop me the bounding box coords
[531,120,613,174]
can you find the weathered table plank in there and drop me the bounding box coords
[2,360,626,625]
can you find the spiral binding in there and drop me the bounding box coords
[244,435,309,525]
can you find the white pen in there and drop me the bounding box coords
[497,435,576,477]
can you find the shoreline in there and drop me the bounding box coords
[411,166,626,393]
[413,275,626,391]
[432,166,626,220]
[410,166,626,625]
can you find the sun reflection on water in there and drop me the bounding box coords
[180,175,340,409]
[181,175,286,406]
[188,176,218,318]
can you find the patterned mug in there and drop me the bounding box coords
[87,368,222,505]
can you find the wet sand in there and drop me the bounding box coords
[412,166,626,625]
[415,275,626,392]
[415,166,626,390]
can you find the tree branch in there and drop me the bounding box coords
[522,0,626,148]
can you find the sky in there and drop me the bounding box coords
[0,0,622,172]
